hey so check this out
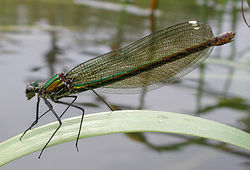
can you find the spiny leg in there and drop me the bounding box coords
[91,89,115,111]
[20,94,74,141]
[53,96,84,152]
[58,96,77,119]
[39,98,62,159]
[20,96,42,141]
[20,109,51,140]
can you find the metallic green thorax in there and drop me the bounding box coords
[26,74,73,100]
[43,75,59,90]
[42,74,73,100]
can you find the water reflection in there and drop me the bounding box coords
[126,132,250,158]
[0,0,249,169]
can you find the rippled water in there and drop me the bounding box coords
[0,0,249,169]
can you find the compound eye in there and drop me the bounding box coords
[25,86,36,100]
[26,85,34,92]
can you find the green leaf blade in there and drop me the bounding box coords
[0,110,249,166]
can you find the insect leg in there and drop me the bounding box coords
[53,97,84,152]
[38,98,62,159]
[20,96,42,141]
[58,95,77,118]
[91,89,115,111]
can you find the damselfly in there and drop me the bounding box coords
[21,21,235,158]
